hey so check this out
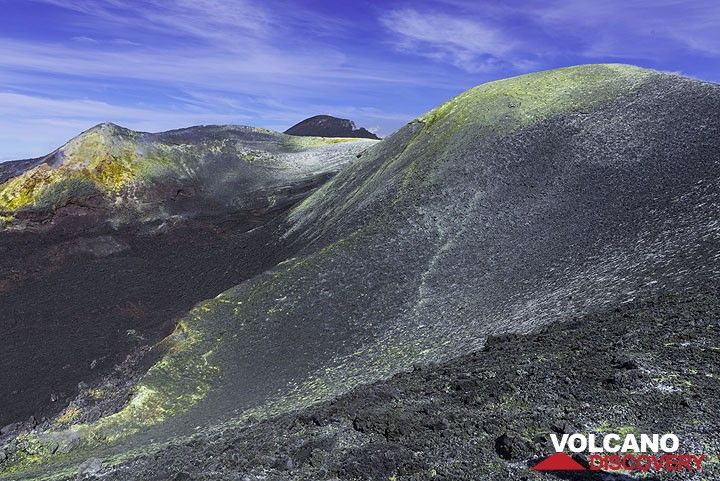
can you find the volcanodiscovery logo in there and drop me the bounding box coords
[532,432,705,473]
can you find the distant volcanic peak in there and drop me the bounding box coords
[285,115,381,140]
[87,121,133,134]
[76,122,140,145]
[64,123,134,154]
[0,120,370,221]
[0,124,143,214]
[152,124,283,145]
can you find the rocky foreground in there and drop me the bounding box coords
[1,64,719,480]
[75,291,720,481]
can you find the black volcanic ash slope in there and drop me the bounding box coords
[0,125,374,429]
[285,115,381,139]
[2,64,720,481]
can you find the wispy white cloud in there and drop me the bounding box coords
[2,0,454,98]
[380,8,518,73]
[71,36,97,43]
[528,0,720,59]
[0,92,242,124]
[0,0,469,160]
[380,1,720,72]
[31,0,347,48]
[0,38,347,92]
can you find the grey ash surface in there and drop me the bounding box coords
[285,115,380,140]
[86,291,720,481]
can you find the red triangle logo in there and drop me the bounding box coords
[532,452,586,471]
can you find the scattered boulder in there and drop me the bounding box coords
[494,433,515,460]
[77,457,102,479]
[42,430,81,454]
[612,353,640,370]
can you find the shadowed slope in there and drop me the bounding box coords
[0,125,374,430]
[2,64,720,480]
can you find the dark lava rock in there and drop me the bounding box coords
[73,291,720,481]
[612,353,641,370]
[494,433,515,460]
[285,115,381,139]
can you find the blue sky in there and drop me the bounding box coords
[0,0,718,160]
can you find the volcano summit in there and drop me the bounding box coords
[285,115,381,140]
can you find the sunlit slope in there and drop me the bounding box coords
[4,64,720,479]
[0,123,372,227]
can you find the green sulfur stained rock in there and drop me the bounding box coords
[0,123,375,226]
